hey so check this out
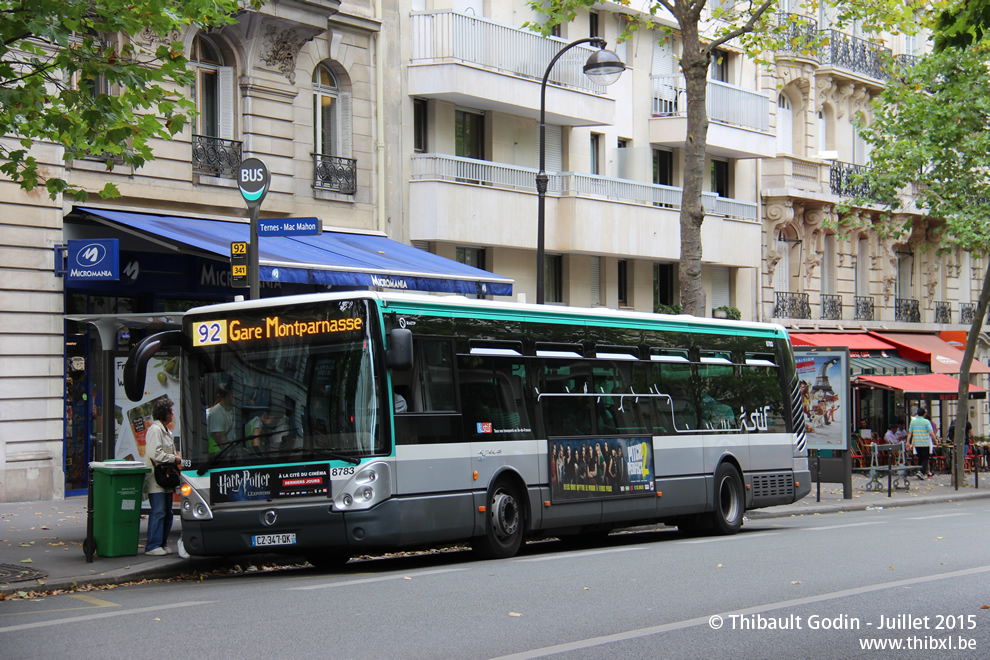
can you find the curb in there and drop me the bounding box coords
[747,489,990,520]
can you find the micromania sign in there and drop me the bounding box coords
[66,239,119,281]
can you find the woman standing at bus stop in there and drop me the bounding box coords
[143,397,181,556]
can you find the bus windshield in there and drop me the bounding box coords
[182,299,385,471]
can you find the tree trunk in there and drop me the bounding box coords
[951,263,990,488]
[677,26,710,317]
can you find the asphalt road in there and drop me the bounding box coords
[2,499,990,659]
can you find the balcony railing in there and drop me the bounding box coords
[820,29,891,81]
[410,11,606,94]
[774,291,811,319]
[854,295,875,321]
[650,75,770,133]
[192,135,242,179]
[313,154,357,194]
[821,294,842,320]
[935,301,952,324]
[411,154,759,220]
[961,303,976,325]
[776,13,819,57]
[829,161,883,202]
[895,298,921,323]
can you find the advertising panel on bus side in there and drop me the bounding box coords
[549,437,655,501]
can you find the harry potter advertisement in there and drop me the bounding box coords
[549,437,655,501]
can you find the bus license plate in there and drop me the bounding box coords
[251,533,296,547]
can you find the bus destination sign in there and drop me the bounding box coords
[193,315,364,347]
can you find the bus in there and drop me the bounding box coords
[123,291,810,563]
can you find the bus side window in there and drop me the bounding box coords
[457,356,534,440]
[413,339,456,412]
[541,360,593,437]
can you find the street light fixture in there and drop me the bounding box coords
[536,37,625,304]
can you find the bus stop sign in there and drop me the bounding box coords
[238,158,270,209]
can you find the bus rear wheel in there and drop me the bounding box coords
[711,463,744,535]
[472,480,524,559]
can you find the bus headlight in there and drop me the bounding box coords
[333,462,391,511]
[179,473,213,521]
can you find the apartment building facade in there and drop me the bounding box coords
[3,0,986,501]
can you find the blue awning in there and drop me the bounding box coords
[77,207,513,296]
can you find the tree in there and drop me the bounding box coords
[934,0,990,50]
[844,43,990,488]
[529,1,922,316]
[0,0,257,201]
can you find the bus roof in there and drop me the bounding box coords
[182,291,789,339]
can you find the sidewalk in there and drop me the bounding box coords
[2,472,989,596]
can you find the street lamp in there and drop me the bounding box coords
[536,37,625,304]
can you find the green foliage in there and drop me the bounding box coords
[655,303,682,315]
[0,0,258,200]
[934,0,990,50]
[715,305,741,320]
[844,44,990,254]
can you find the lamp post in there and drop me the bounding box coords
[536,37,625,304]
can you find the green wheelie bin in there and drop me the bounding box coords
[89,460,150,557]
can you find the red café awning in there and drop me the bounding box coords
[855,373,987,400]
[788,333,897,350]
[869,332,990,375]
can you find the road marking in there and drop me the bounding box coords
[67,594,120,607]
[514,547,646,562]
[908,512,971,521]
[286,567,469,591]
[490,564,990,660]
[803,521,885,531]
[679,533,779,544]
[0,600,215,633]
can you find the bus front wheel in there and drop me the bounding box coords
[711,463,744,535]
[473,480,524,559]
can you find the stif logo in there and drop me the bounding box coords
[74,243,108,268]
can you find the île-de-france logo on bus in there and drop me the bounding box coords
[66,239,119,281]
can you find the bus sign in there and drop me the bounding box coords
[238,158,270,209]
[230,241,249,288]
[257,217,322,237]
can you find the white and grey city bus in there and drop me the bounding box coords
[123,291,810,563]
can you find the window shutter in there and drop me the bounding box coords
[218,66,235,140]
[711,266,730,309]
[339,91,353,158]
[590,256,601,306]
[652,38,674,75]
[544,125,562,173]
[774,235,791,292]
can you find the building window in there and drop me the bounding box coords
[413,98,428,153]
[618,260,629,306]
[313,64,340,157]
[457,247,486,298]
[855,237,869,298]
[897,251,914,298]
[710,49,729,83]
[192,34,234,139]
[818,111,827,154]
[550,22,561,38]
[617,138,628,149]
[590,133,602,175]
[654,263,676,311]
[545,255,563,303]
[589,10,600,37]
[822,234,836,295]
[711,159,729,197]
[777,94,792,154]
[653,149,673,186]
[455,109,484,159]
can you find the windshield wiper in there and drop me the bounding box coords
[254,447,362,465]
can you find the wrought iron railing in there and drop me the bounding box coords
[776,13,819,57]
[819,29,891,81]
[774,291,811,319]
[960,303,976,325]
[895,298,920,323]
[935,301,952,324]
[821,294,842,320]
[829,161,882,202]
[313,154,357,193]
[854,295,875,321]
[410,11,606,94]
[192,135,242,179]
[892,53,920,72]
[650,75,770,133]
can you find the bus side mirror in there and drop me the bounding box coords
[124,330,182,401]
[386,328,413,371]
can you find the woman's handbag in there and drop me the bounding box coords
[153,461,181,489]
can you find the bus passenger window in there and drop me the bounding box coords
[457,356,534,440]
